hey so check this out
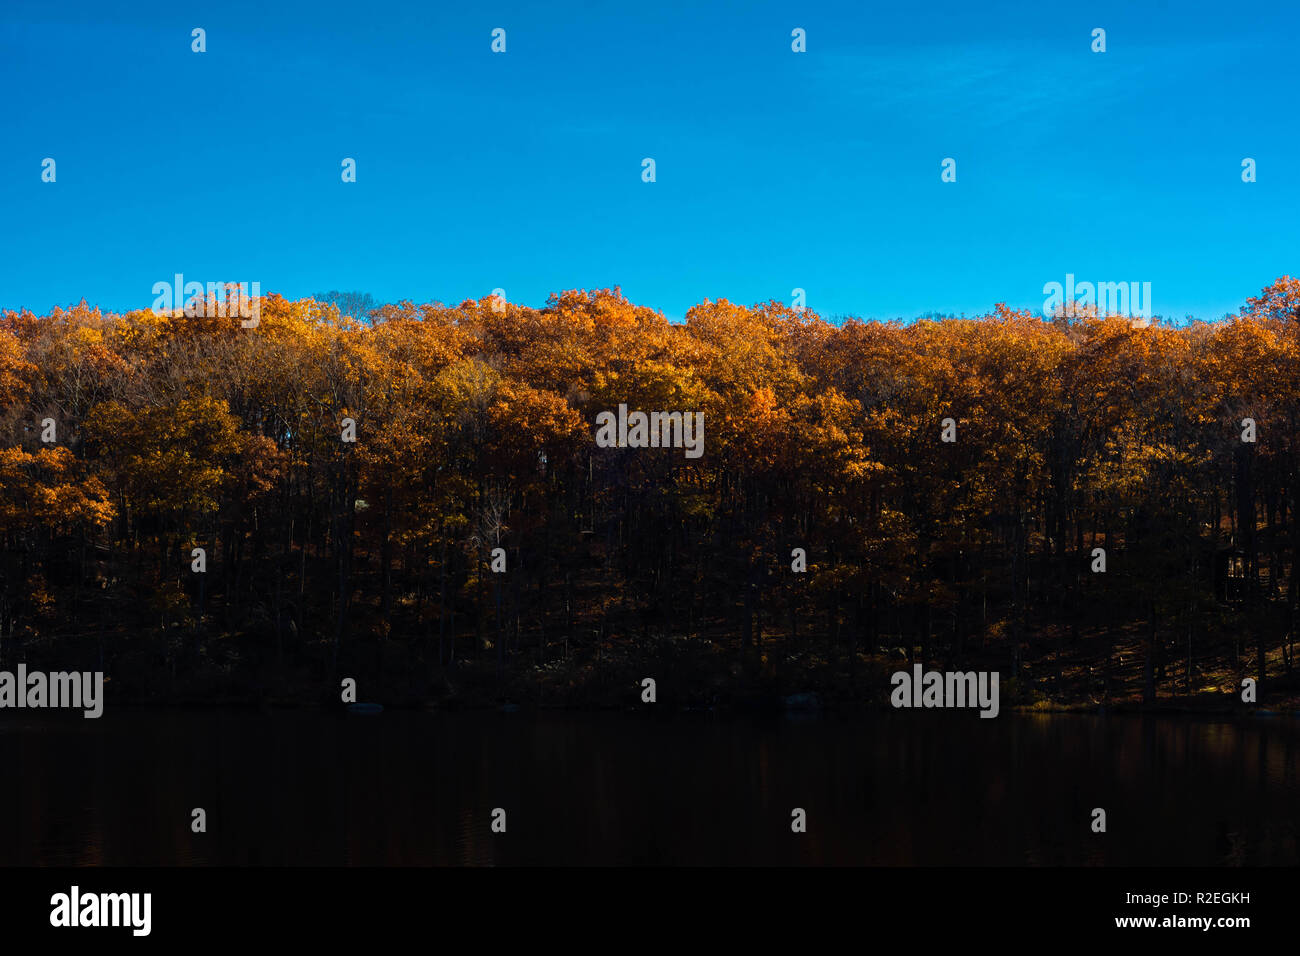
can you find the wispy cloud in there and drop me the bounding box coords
[810,43,1164,129]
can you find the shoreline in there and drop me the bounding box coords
[13,696,1293,719]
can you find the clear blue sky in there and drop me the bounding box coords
[2,0,1296,322]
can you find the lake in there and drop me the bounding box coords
[1,710,1296,865]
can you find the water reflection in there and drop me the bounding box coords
[0,711,1296,865]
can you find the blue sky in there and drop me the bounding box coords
[2,0,1296,322]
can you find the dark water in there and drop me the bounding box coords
[1,710,1297,866]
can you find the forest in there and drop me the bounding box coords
[2,278,1300,712]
